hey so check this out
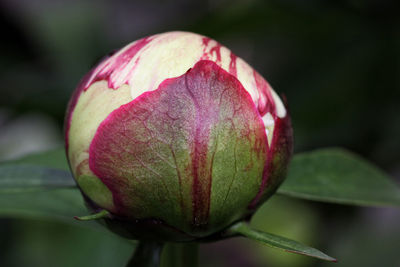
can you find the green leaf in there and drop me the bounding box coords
[278,148,400,206]
[228,222,336,262]
[0,188,85,222]
[0,184,104,231]
[0,149,94,228]
[0,165,75,193]
[0,148,74,193]
[10,148,70,170]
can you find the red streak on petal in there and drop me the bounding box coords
[253,70,277,117]
[201,37,222,63]
[191,132,211,227]
[248,112,293,209]
[86,36,154,90]
[201,37,211,60]
[248,144,274,209]
[209,43,222,63]
[229,52,237,77]
[184,64,216,227]
[202,37,211,47]
[65,37,153,153]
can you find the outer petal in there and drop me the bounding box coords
[89,60,268,237]
[249,106,293,209]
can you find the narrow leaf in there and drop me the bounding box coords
[228,222,336,262]
[278,148,400,206]
[75,209,110,221]
[0,148,75,192]
[10,148,70,170]
[0,149,93,228]
[0,188,84,221]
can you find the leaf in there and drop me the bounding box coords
[0,149,95,229]
[278,148,400,206]
[0,181,103,231]
[228,222,336,262]
[0,148,74,193]
[0,188,84,220]
[10,148,70,170]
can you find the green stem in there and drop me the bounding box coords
[126,241,164,267]
[160,243,199,267]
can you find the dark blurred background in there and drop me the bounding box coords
[0,0,399,266]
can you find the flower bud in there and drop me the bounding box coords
[65,31,293,241]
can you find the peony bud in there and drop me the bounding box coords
[65,31,293,241]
